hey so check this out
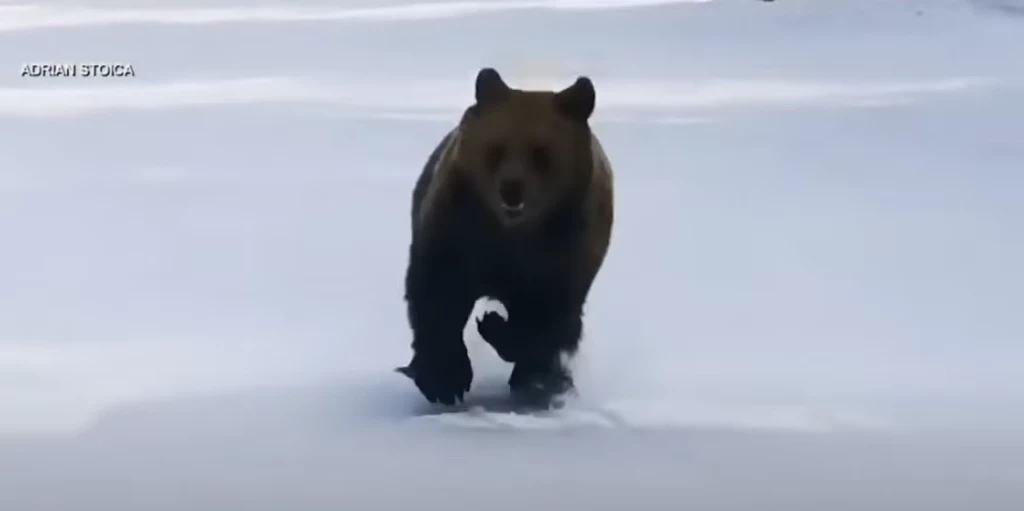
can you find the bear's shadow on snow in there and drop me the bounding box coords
[392,366,584,419]
[398,372,572,418]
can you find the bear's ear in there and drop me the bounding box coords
[475,67,510,108]
[554,76,595,123]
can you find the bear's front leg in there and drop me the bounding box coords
[478,305,581,404]
[508,312,580,405]
[400,242,477,405]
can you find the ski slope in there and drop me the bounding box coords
[1,0,1023,508]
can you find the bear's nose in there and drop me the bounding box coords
[499,179,524,209]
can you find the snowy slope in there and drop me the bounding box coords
[1,0,1023,508]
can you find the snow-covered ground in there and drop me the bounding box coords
[1,0,1023,508]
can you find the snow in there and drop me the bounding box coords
[1,0,1023,508]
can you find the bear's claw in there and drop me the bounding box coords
[397,351,473,405]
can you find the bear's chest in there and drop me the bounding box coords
[443,186,585,294]
[463,228,575,296]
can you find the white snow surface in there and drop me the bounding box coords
[2,0,1024,509]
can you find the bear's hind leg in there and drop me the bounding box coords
[475,310,519,363]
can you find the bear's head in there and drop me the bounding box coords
[453,68,597,229]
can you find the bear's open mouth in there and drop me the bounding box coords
[499,180,525,215]
[501,203,524,219]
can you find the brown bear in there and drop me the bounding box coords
[396,68,614,407]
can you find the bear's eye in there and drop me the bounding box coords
[530,144,551,175]
[485,143,505,171]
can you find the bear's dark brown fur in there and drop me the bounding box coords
[397,68,614,406]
